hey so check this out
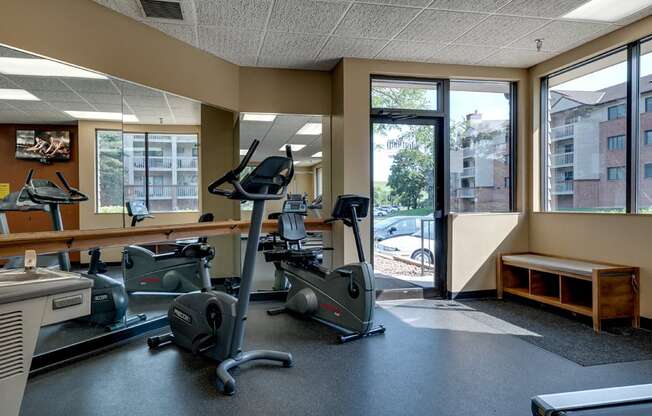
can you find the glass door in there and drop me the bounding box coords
[371,120,441,290]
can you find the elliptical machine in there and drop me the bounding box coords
[265,194,386,343]
[147,139,295,395]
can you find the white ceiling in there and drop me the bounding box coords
[240,113,323,165]
[0,45,201,125]
[93,0,651,70]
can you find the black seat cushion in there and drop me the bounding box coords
[277,213,307,242]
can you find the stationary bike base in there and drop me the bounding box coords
[216,350,293,396]
[338,325,386,344]
[105,313,147,332]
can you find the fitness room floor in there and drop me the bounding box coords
[22,297,652,416]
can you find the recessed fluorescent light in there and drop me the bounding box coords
[311,152,322,158]
[240,149,249,155]
[296,123,322,135]
[279,144,306,151]
[563,0,652,22]
[0,58,108,79]
[293,161,301,165]
[0,89,39,101]
[243,113,276,122]
[64,111,139,123]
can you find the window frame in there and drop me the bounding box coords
[95,130,200,214]
[607,135,626,151]
[540,35,652,214]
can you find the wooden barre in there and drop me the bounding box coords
[0,219,331,258]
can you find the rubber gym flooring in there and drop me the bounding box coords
[23,299,652,416]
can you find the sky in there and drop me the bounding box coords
[553,49,652,91]
[373,90,509,182]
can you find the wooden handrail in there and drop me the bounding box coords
[0,219,331,258]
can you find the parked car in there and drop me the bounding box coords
[373,208,387,217]
[375,219,436,265]
[374,216,420,241]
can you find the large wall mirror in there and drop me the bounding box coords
[238,113,331,290]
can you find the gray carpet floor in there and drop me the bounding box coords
[23,299,652,416]
[459,298,652,366]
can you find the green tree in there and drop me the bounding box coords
[388,149,430,209]
[97,131,124,211]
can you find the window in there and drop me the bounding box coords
[608,104,626,120]
[646,97,652,113]
[542,49,627,212]
[371,78,438,111]
[645,164,652,178]
[96,130,124,213]
[607,135,625,150]
[639,39,652,212]
[97,131,199,213]
[315,166,323,197]
[450,80,513,212]
[607,166,625,180]
[646,130,652,146]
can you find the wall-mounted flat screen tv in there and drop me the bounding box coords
[16,130,71,162]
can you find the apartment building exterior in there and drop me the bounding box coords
[548,74,652,211]
[123,133,199,212]
[450,111,510,212]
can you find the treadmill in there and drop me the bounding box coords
[532,384,652,415]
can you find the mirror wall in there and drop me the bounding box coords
[0,43,332,356]
[238,113,331,290]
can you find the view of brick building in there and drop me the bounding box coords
[547,74,652,211]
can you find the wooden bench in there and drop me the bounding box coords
[497,253,639,332]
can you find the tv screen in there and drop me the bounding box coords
[16,130,71,162]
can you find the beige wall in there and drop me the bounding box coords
[239,67,331,116]
[200,105,240,277]
[528,16,652,317]
[331,58,530,294]
[78,121,201,262]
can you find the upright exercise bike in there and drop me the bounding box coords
[147,139,295,395]
[265,194,386,343]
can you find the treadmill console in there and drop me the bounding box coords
[282,194,307,214]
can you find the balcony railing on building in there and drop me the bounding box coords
[132,156,197,170]
[552,181,574,195]
[460,166,475,178]
[462,147,474,158]
[125,184,198,200]
[550,124,574,141]
[551,152,574,167]
[456,188,476,198]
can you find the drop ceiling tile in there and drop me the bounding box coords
[257,56,324,70]
[397,10,487,43]
[428,0,510,13]
[354,0,431,6]
[102,0,142,19]
[376,40,442,62]
[427,44,499,65]
[259,32,326,64]
[616,5,652,25]
[317,37,388,63]
[78,92,123,105]
[496,0,589,18]
[198,26,262,66]
[0,47,37,59]
[334,4,421,39]
[8,101,56,111]
[477,48,556,67]
[64,78,119,94]
[144,22,196,45]
[268,0,349,35]
[455,15,547,47]
[509,20,614,52]
[31,90,86,103]
[195,0,272,30]
[48,101,95,111]
[6,77,69,92]
[124,94,168,107]
[0,77,14,89]
[93,104,123,112]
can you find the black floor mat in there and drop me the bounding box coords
[460,298,652,366]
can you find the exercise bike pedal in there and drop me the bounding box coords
[147,333,174,349]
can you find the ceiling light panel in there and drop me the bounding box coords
[0,58,108,79]
[0,89,40,101]
[296,123,322,135]
[243,113,277,122]
[563,0,652,22]
[279,144,306,151]
[311,152,323,158]
[64,111,139,122]
[240,149,249,155]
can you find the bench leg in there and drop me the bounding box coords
[593,317,601,333]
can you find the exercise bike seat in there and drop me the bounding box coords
[278,213,307,242]
[180,243,215,260]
